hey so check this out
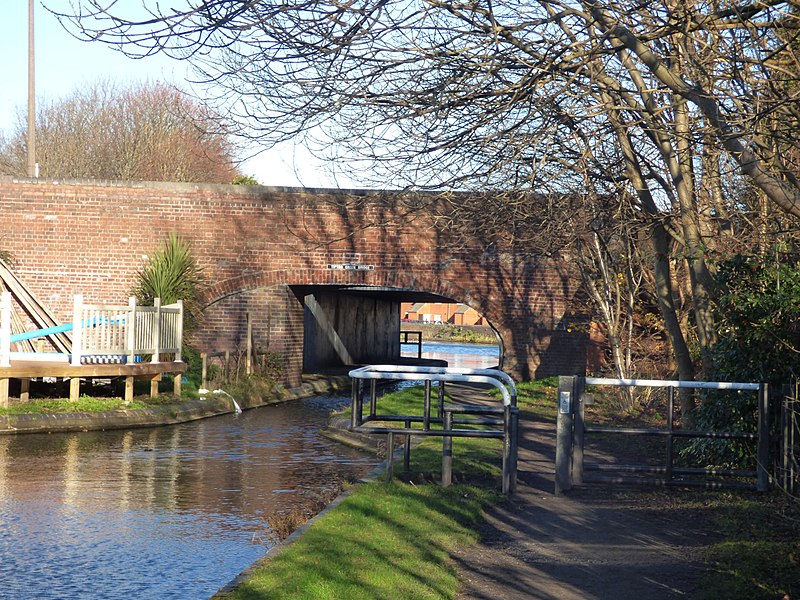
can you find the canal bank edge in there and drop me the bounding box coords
[0,375,353,435]
[211,432,405,599]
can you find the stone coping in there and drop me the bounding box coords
[0,375,352,435]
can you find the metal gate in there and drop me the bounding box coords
[555,376,770,494]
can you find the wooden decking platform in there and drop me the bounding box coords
[0,358,186,406]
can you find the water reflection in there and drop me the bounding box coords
[0,395,378,599]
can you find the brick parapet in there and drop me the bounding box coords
[1,178,586,382]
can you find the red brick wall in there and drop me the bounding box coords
[0,177,587,382]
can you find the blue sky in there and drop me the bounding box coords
[0,2,354,188]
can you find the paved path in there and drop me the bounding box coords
[448,387,712,600]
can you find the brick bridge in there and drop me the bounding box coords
[1,177,587,387]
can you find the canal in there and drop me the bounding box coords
[0,343,498,599]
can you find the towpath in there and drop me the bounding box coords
[450,388,713,600]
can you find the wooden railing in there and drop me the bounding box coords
[0,292,183,366]
[71,295,183,365]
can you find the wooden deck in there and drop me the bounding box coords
[1,292,187,408]
[0,358,186,406]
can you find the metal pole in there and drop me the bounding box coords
[502,405,511,494]
[404,418,411,471]
[369,379,377,418]
[509,406,519,494]
[442,410,453,487]
[555,376,575,495]
[27,0,36,178]
[386,432,394,483]
[423,379,431,430]
[350,379,359,429]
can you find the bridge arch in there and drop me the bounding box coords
[0,177,588,386]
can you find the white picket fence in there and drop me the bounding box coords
[0,292,183,367]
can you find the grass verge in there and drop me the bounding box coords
[221,482,499,600]
[698,491,800,599]
[0,394,179,414]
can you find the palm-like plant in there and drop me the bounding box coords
[131,233,206,333]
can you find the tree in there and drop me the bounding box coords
[0,79,241,183]
[131,233,206,335]
[57,1,800,398]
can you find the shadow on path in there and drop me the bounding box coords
[452,415,713,599]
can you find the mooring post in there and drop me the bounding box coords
[442,410,453,487]
[555,375,576,495]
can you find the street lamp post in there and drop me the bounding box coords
[27,0,37,178]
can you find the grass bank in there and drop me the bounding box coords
[220,482,498,600]
[400,322,497,345]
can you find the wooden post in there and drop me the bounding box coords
[174,299,183,363]
[246,312,253,376]
[201,352,208,389]
[70,294,83,367]
[125,376,135,402]
[151,297,161,363]
[126,297,136,364]
[20,378,30,402]
[665,386,675,483]
[757,383,770,492]
[555,375,576,495]
[173,372,182,397]
[69,377,80,402]
[150,373,161,398]
[0,379,8,409]
[572,377,586,486]
[0,291,11,367]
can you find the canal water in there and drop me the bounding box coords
[0,343,498,599]
[401,340,500,370]
[0,395,377,600]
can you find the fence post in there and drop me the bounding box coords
[246,312,253,376]
[126,297,136,364]
[174,299,184,363]
[70,294,83,367]
[151,297,161,363]
[555,375,576,495]
[0,291,11,367]
[201,352,208,389]
[757,383,770,492]
[572,377,586,486]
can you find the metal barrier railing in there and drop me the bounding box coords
[399,331,423,358]
[555,376,769,494]
[349,365,519,494]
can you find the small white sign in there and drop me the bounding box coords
[327,263,375,271]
